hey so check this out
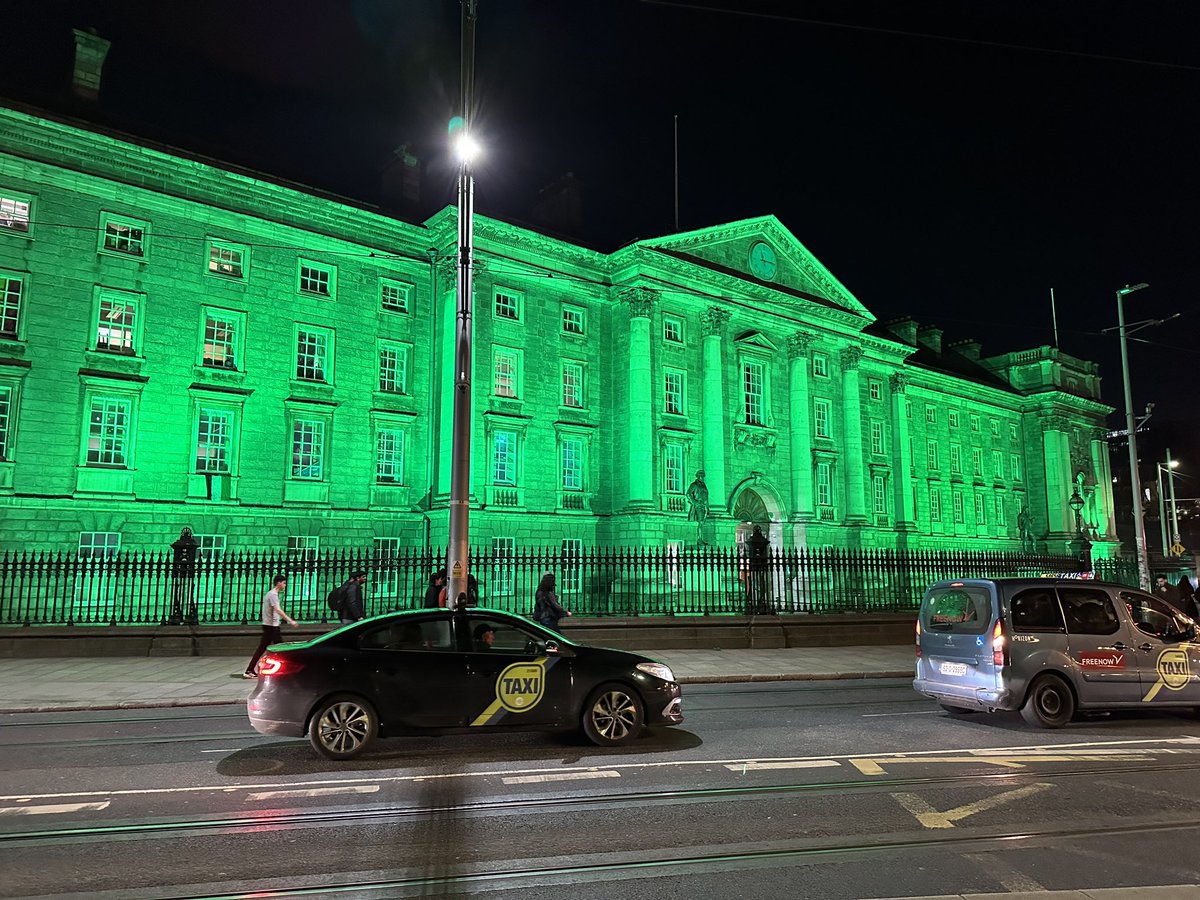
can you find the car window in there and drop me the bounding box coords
[1009,588,1065,633]
[1059,588,1120,636]
[922,586,990,634]
[359,618,454,652]
[466,617,542,655]
[1121,591,1191,641]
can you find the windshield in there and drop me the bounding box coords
[922,585,991,634]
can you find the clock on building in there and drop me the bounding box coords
[748,241,778,281]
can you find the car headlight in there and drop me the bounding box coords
[636,662,675,683]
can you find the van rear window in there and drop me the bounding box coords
[922,587,990,634]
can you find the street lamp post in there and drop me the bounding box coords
[1068,486,1091,568]
[1116,282,1150,590]
[1156,456,1181,555]
[1166,448,1181,549]
[446,0,479,609]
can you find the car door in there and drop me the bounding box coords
[353,615,471,728]
[461,614,573,728]
[1118,590,1200,706]
[1059,586,1142,702]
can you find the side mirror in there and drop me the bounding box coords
[543,640,560,655]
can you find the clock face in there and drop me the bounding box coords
[749,241,777,281]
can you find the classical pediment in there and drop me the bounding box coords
[733,330,778,353]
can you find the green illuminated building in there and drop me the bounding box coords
[0,105,1119,562]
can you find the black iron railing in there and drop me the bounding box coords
[0,545,1087,626]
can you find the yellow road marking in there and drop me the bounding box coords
[891,782,1051,829]
[850,753,1149,775]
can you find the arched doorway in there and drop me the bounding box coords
[730,483,784,613]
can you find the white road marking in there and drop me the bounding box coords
[0,801,111,816]
[861,711,940,717]
[502,770,620,785]
[200,749,244,754]
[6,735,1198,802]
[963,851,1046,892]
[725,760,841,772]
[245,785,380,801]
[891,782,1051,829]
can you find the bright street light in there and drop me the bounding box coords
[453,132,481,164]
[1116,282,1150,589]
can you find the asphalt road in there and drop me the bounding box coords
[3,680,1200,899]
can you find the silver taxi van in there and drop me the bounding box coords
[914,577,1198,728]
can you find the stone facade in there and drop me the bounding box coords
[0,105,1119,559]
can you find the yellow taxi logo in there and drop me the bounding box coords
[1156,648,1190,691]
[496,661,545,713]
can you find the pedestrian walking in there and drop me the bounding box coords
[423,569,446,608]
[244,574,297,678]
[338,570,368,624]
[532,572,571,632]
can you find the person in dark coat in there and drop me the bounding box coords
[532,572,571,632]
[339,570,368,624]
[1177,575,1200,620]
[1154,575,1184,614]
[424,569,446,608]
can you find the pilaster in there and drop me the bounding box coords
[787,331,816,521]
[700,307,731,506]
[840,345,867,524]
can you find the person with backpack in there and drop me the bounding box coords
[532,572,570,632]
[331,570,368,624]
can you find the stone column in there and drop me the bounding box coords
[700,307,731,507]
[622,288,656,508]
[1090,427,1116,539]
[890,372,916,530]
[435,261,458,498]
[1041,415,1073,537]
[787,332,816,521]
[841,346,868,524]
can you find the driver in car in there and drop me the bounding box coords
[473,623,496,651]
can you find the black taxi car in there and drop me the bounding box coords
[247,607,684,759]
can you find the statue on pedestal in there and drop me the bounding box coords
[685,470,710,545]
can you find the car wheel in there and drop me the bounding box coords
[582,682,644,746]
[938,703,979,716]
[308,694,379,760]
[1020,675,1075,728]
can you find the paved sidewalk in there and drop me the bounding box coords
[873,888,1200,900]
[0,645,914,713]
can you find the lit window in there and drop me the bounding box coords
[86,397,130,466]
[663,316,684,344]
[494,349,519,398]
[99,213,147,258]
[195,408,233,473]
[96,292,138,354]
[561,438,583,491]
[812,353,828,378]
[562,305,585,335]
[870,420,884,455]
[0,273,23,339]
[207,240,247,279]
[664,443,684,493]
[664,369,685,415]
[298,260,335,297]
[815,399,831,439]
[379,343,409,393]
[743,360,766,425]
[0,194,30,233]
[562,362,583,408]
[494,288,521,321]
[295,328,330,382]
[868,379,882,401]
[202,311,239,370]
[376,428,405,484]
[381,279,412,314]
[492,430,517,485]
[291,419,325,480]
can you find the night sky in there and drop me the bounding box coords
[3,1,1197,471]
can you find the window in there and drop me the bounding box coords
[195,534,226,560]
[99,213,147,258]
[562,305,585,335]
[1011,453,1023,481]
[663,316,683,344]
[664,368,685,415]
[664,443,684,493]
[814,399,831,439]
[925,405,936,425]
[376,428,405,484]
[926,440,939,471]
[816,461,832,507]
[494,287,521,321]
[560,538,583,594]
[95,290,139,354]
[872,474,887,514]
[561,437,583,491]
[562,362,583,408]
[992,450,1004,479]
[86,397,131,466]
[0,193,30,233]
[868,379,882,401]
[953,490,965,524]
[493,348,520,398]
[490,536,517,597]
[922,586,989,635]
[969,413,981,433]
[207,240,247,279]
[812,353,829,378]
[298,260,335,297]
[378,342,409,393]
[291,419,325,479]
[996,496,1007,526]
[870,420,884,455]
[361,618,454,652]
[201,309,240,370]
[195,408,233,473]
[1060,588,1120,636]
[742,359,766,425]
[380,279,412,314]
[492,430,517,485]
[974,493,985,524]
[295,327,331,383]
[971,447,982,476]
[78,531,121,559]
[990,419,1001,437]
[0,385,12,460]
[0,272,23,339]
[1009,422,1018,443]
[950,444,962,474]
[949,410,959,428]
[1009,588,1064,633]
[930,487,942,522]
[1122,592,1191,640]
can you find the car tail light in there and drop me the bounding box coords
[991,620,1006,667]
[915,620,922,658]
[257,653,303,677]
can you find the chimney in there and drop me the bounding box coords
[948,338,981,361]
[917,325,943,355]
[71,28,111,101]
[884,316,919,346]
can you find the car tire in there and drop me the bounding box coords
[581,682,644,746]
[1020,675,1075,728]
[308,694,379,760]
[938,703,979,716]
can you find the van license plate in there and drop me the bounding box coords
[940,662,968,676]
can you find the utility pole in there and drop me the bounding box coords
[1166,447,1181,550]
[446,0,478,609]
[1116,282,1150,590]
